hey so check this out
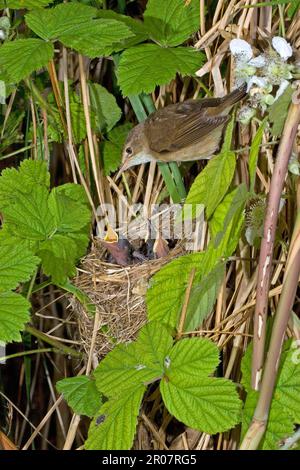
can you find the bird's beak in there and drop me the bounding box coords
[115,160,128,181]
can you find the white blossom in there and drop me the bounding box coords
[272,37,293,61]
[248,55,266,68]
[230,39,253,61]
[0,30,5,40]
[274,79,289,101]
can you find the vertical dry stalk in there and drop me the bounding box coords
[252,99,300,391]
[241,211,300,450]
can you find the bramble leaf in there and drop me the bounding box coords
[0,244,40,292]
[0,39,54,83]
[0,292,31,342]
[85,386,145,450]
[118,44,203,96]
[144,0,200,47]
[57,376,102,418]
[89,82,121,133]
[101,123,132,175]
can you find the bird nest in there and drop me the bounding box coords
[70,239,186,359]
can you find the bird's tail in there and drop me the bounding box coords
[220,83,247,109]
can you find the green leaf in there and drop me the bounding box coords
[183,122,236,220]
[96,9,149,51]
[85,385,145,450]
[144,0,200,47]
[94,322,172,396]
[146,252,204,328]
[161,338,241,434]
[0,39,54,83]
[25,3,97,40]
[59,19,134,59]
[275,346,300,423]
[118,44,203,96]
[3,185,54,241]
[0,291,30,342]
[0,244,40,292]
[48,184,91,233]
[269,84,293,137]
[89,82,121,133]
[249,118,267,193]
[38,234,79,284]
[184,263,225,331]
[164,337,220,377]
[0,0,54,8]
[56,376,102,418]
[101,123,132,175]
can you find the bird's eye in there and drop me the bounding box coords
[126,146,133,155]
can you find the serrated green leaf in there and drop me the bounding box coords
[183,136,236,220]
[0,39,54,83]
[56,376,102,418]
[275,346,300,423]
[249,119,267,193]
[161,375,241,434]
[0,0,54,8]
[144,0,200,47]
[3,185,54,241]
[146,252,204,328]
[94,322,172,396]
[89,82,121,133]
[85,385,145,450]
[96,9,149,50]
[269,85,293,137]
[0,244,40,292]
[0,291,30,342]
[118,44,203,97]
[18,159,50,188]
[209,185,248,243]
[59,19,134,59]
[38,234,78,284]
[184,263,225,331]
[101,123,132,175]
[164,337,220,377]
[25,3,96,40]
[48,184,91,233]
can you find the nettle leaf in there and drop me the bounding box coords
[94,322,172,397]
[48,184,91,233]
[89,82,121,133]
[0,39,54,84]
[85,386,145,450]
[146,252,205,328]
[0,0,54,8]
[101,123,133,175]
[183,118,236,220]
[0,244,40,292]
[56,376,102,418]
[184,262,225,331]
[248,118,267,193]
[269,84,293,137]
[118,44,203,96]
[0,292,30,342]
[38,234,78,285]
[25,3,96,40]
[96,9,149,51]
[160,338,241,434]
[144,0,200,47]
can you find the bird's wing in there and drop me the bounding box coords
[145,100,229,153]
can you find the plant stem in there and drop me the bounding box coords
[251,100,300,390]
[0,348,53,362]
[241,211,300,449]
[25,325,82,358]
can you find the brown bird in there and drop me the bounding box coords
[118,84,247,174]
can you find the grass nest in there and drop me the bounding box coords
[71,238,186,359]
